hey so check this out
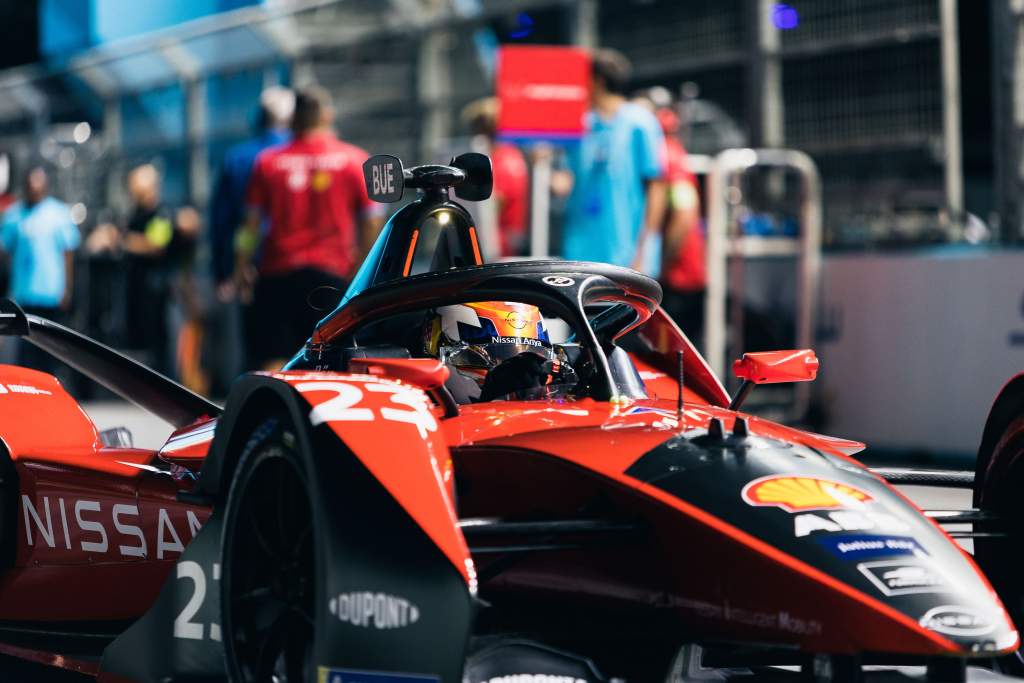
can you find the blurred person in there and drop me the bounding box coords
[210,86,294,300]
[462,97,529,257]
[637,89,706,344]
[88,165,198,375]
[207,87,294,391]
[170,205,208,394]
[0,152,15,301]
[0,166,80,371]
[237,85,383,369]
[556,49,667,276]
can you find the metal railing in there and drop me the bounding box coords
[704,148,822,419]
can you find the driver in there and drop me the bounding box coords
[424,301,577,402]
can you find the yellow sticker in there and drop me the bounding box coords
[144,216,173,248]
[312,170,332,192]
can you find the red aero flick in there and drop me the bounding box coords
[0,153,1019,683]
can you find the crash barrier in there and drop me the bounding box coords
[704,148,823,422]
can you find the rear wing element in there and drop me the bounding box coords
[0,298,221,428]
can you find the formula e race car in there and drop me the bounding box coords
[0,153,1020,683]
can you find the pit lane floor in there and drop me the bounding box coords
[0,403,987,681]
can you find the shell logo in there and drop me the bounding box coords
[742,476,873,513]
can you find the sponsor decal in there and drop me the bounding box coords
[542,276,575,287]
[793,510,911,538]
[21,495,203,559]
[329,592,420,629]
[505,311,528,330]
[664,595,822,636]
[742,475,872,513]
[507,83,589,102]
[318,668,439,683]
[858,560,948,596]
[818,534,926,559]
[622,406,679,418]
[919,605,996,637]
[0,383,52,395]
[490,336,545,348]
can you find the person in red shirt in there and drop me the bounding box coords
[237,85,383,369]
[649,100,706,345]
[463,98,529,257]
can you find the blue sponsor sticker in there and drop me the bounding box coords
[818,534,926,559]
[318,668,440,683]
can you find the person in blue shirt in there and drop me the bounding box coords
[207,86,294,391]
[560,49,667,276]
[0,166,80,370]
[209,86,295,298]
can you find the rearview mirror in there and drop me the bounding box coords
[347,357,450,390]
[733,349,819,385]
[450,152,493,201]
[348,358,458,417]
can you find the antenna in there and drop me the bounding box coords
[676,349,684,417]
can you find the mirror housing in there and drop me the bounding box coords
[347,357,450,390]
[733,349,819,385]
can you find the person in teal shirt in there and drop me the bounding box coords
[562,49,667,277]
[0,167,80,370]
[1,167,79,312]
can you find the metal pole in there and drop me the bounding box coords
[291,59,316,87]
[792,151,822,418]
[529,156,552,259]
[572,0,599,49]
[470,135,499,261]
[758,0,784,148]
[748,0,784,148]
[103,98,122,213]
[940,0,964,234]
[186,79,209,208]
[703,151,733,378]
[993,0,1022,242]
[418,31,452,161]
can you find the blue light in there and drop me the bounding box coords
[772,3,800,30]
[509,11,535,40]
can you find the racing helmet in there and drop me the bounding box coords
[425,301,553,386]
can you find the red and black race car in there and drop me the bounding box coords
[0,153,1020,683]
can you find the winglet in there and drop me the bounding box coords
[363,154,405,203]
[0,299,28,336]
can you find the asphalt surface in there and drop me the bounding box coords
[0,402,982,681]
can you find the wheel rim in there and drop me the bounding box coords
[227,450,315,683]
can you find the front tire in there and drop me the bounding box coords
[221,420,317,683]
[975,416,1024,672]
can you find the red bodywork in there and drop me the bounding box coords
[0,319,1016,673]
[0,366,211,627]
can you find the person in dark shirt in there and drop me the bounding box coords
[210,87,294,297]
[89,165,197,375]
[207,88,293,386]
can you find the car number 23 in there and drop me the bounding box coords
[294,379,439,439]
